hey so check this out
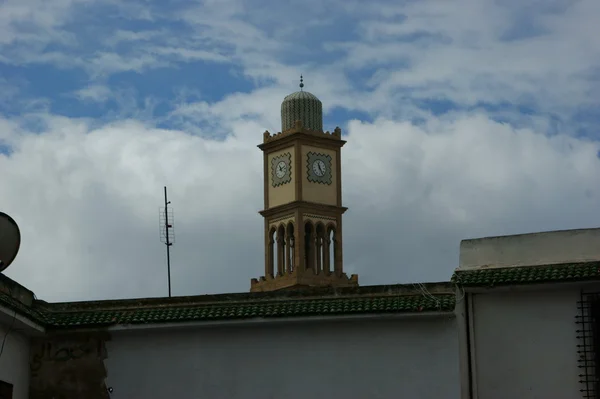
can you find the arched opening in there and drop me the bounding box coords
[268,227,276,278]
[304,222,314,272]
[277,224,286,276]
[287,222,295,273]
[315,223,325,274]
[328,227,336,275]
[323,225,334,275]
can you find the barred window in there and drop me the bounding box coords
[577,291,600,398]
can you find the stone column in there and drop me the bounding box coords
[289,235,295,273]
[334,221,343,276]
[285,232,292,274]
[315,235,322,274]
[294,211,304,275]
[268,233,275,277]
[265,220,272,277]
[323,234,331,275]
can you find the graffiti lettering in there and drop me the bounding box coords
[29,337,109,399]
[30,339,103,373]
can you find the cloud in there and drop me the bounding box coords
[2,0,598,127]
[150,47,230,64]
[73,85,112,103]
[102,30,165,48]
[1,110,599,302]
[85,52,169,78]
[1,0,600,302]
[0,0,84,46]
[335,0,599,114]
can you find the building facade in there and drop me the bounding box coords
[454,229,600,399]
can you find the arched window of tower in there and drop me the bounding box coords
[304,222,314,272]
[277,225,286,276]
[327,226,336,276]
[286,222,295,274]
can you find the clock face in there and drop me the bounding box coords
[306,152,332,185]
[312,160,326,177]
[271,152,292,187]
[275,161,287,178]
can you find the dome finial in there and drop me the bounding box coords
[299,75,304,91]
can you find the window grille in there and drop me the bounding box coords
[577,290,600,398]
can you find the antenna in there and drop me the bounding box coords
[0,212,21,273]
[159,187,175,297]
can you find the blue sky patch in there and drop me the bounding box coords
[0,0,598,142]
[0,142,12,156]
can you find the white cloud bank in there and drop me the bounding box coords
[1,111,599,302]
[1,0,600,301]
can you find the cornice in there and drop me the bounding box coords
[258,122,346,152]
[259,201,348,218]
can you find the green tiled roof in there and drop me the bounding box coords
[452,261,600,287]
[0,283,456,330]
[43,294,455,329]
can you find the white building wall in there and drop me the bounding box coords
[471,288,583,399]
[459,228,600,270]
[0,323,30,399]
[105,317,460,399]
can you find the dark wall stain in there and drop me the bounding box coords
[29,332,110,399]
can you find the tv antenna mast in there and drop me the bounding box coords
[159,187,175,297]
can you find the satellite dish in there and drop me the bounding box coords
[0,212,21,272]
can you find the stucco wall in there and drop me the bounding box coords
[105,317,460,399]
[471,288,583,399]
[267,146,296,208]
[459,228,600,270]
[29,333,110,399]
[0,323,30,399]
[301,144,337,206]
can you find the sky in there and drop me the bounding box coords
[1,0,600,302]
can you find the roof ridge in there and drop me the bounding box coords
[454,260,600,273]
[7,293,456,330]
[452,260,600,287]
[40,291,455,314]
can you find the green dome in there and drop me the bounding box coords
[280,90,323,132]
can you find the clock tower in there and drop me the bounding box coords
[250,78,359,292]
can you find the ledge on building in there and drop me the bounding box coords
[458,227,600,271]
[250,269,359,292]
[452,261,600,288]
[454,227,600,289]
[0,272,45,333]
[0,272,35,307]
[259,120,345,148]
[0,280,456,332]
